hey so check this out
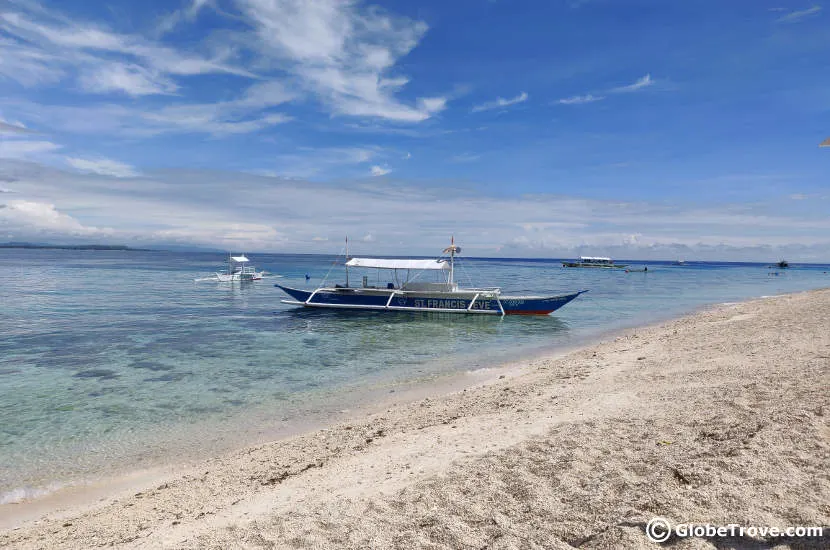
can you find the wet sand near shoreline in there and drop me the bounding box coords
[2,289,828,549]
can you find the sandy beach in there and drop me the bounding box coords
[2,289,829,549]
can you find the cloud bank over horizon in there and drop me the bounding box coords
[1,160,828,262]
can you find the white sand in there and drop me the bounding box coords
[2,289,828,549]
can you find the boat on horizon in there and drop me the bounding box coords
[776,259,789,269]
[562,256,627,269]
[276,239,587,316]
[196,254,266,282]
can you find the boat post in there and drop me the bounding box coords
[449,236,455,285]
[345,236,350,288]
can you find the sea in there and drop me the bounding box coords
[1,248,828,503]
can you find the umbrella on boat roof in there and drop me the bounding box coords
[821,137,830,147]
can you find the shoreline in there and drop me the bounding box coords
[0,291,689,523]
[0,293,732,511]
[0,337,577,531]
[2,288,829,548]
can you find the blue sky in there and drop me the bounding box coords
[0,0,828,260]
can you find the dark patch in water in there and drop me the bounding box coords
[0,368,21,375]
[129,360,174,371]
[143,372,190,383]
[74,369,119,380]
[188,405,222,414]
[88,386,122,397]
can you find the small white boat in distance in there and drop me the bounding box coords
[216,254,265,282]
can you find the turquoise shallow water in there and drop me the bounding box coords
[1,249,828,501]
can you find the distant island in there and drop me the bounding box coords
[0,242,149,251]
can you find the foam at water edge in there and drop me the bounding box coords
[0,482,66,505]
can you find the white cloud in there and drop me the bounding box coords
[370,165,391,176]
[0,0,444,139]
[79,63,178,96]
[132,79,296,136]
[0,36,65,86]
[0,119,34,134]
[776,5,822,23]
[556,74,655,107]
[271,146,379,178]
[0,199,99,235]
[557,94,605,105]
[0,3,255,96]
[449,153,481,163]
[609,73,654,93]
[471,91,528,113]
[143,106,291,136]
[66,157,139,178]
[156,0,213,35]
[0,140,61,159]
[238,0,444,122]
[0,81,294,137]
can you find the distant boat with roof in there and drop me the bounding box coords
[562,256,627,269]
[276,238,587,316]
[196,253,266,282]
[217,254,265,281]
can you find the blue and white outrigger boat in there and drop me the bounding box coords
[276,240,587,316]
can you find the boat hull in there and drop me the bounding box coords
[216,271,264,282]
[562,262,627,269]
[275,285,586,315]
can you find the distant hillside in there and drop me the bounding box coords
[0,242,148,251]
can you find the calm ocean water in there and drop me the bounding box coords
[1,248,828,501]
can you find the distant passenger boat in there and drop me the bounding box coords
[276,239,587,316]
[776,259,789,269]
[195,254,266,282]
[562,256,627,269]
[673,259,685,265]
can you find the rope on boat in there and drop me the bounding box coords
[319,243,347,288]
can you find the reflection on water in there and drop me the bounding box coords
[0,248,828,495]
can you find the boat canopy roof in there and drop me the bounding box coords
[231,255,250,262]
[580,256,612,262]
[346,258,449,270]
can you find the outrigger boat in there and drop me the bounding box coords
[214,254,265,282]
[562,256,627,269]
[276,240,587,316]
